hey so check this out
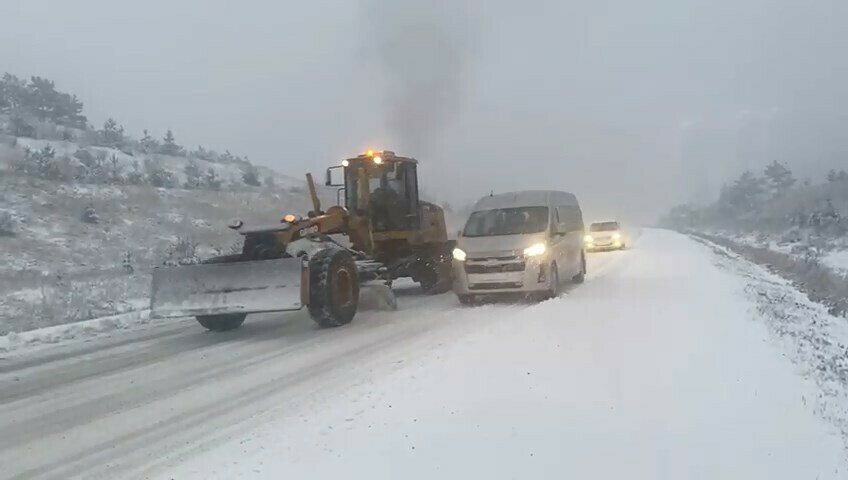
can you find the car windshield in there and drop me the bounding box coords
[463,207,549,237]
[590,221,620,232]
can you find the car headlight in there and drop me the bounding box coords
[452,247,467,262]
[523,242,546,257]
[584,234,594,243]
[612,232,621,239]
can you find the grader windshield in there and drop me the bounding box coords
[336,151,420,232]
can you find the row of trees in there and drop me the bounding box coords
[662,161,848,239]
[0,74,86,128]
[10,144,270,190]
[2,71,267,190]
[2,71,254,163]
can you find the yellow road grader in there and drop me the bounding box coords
[150,150,455,331]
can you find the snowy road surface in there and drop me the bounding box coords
[1,230,845,479]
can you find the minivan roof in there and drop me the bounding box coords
[472,190,579,211]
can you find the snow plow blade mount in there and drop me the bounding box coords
[150,258,304,319]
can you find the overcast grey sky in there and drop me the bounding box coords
[2,0,847,222]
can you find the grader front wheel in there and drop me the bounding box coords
[308,249,360,328]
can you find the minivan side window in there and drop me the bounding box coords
[557,206,584,233]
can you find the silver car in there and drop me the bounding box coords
[452,190,587,304]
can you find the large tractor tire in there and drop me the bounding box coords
[308,248,360,328]
[195,255,248,332]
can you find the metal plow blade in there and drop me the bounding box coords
[357,282,398,311]
[150,258,304,319]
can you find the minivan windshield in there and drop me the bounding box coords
[463,207,549,237]
[590,221,621,232]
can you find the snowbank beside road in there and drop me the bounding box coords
[164,230,847,480]
[0,309,157,355]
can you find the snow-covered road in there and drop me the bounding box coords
[1,230,845,479]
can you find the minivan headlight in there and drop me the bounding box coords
[612,232,621,239]
[452,247,467,262]
[584,234,594,243]
[523,243,546,257]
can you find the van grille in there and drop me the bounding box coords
[465,262,526,274]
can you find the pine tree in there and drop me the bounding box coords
[159,129,184,156]
[99,118,125,147]
[726,171,765,212]
[242,163,261,187]
[140,129,159,153]
[763,160,795,197]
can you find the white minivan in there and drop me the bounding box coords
[452,191,586,304]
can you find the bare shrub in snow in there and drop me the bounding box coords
[164,234,200,266]
[18,145,57,177]
[204,167,222,190]
[144,157,177,188]
[184,159,202,189]
[81,203,100,224]
[46,155,83,181]
[122,251,134,274]
[0,211,15,236]
[127,159,145,185]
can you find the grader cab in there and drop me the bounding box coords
[321,150,454,292]
[149,150,453,332]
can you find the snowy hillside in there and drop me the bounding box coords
[0,73,352,334]
[4,135,306,192]
[0,144,335,336]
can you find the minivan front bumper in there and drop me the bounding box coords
[453,254,551,295]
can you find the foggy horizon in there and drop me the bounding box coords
[3,0,847,223]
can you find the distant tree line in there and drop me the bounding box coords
[662,161,848,243]
[1,71,274,190]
